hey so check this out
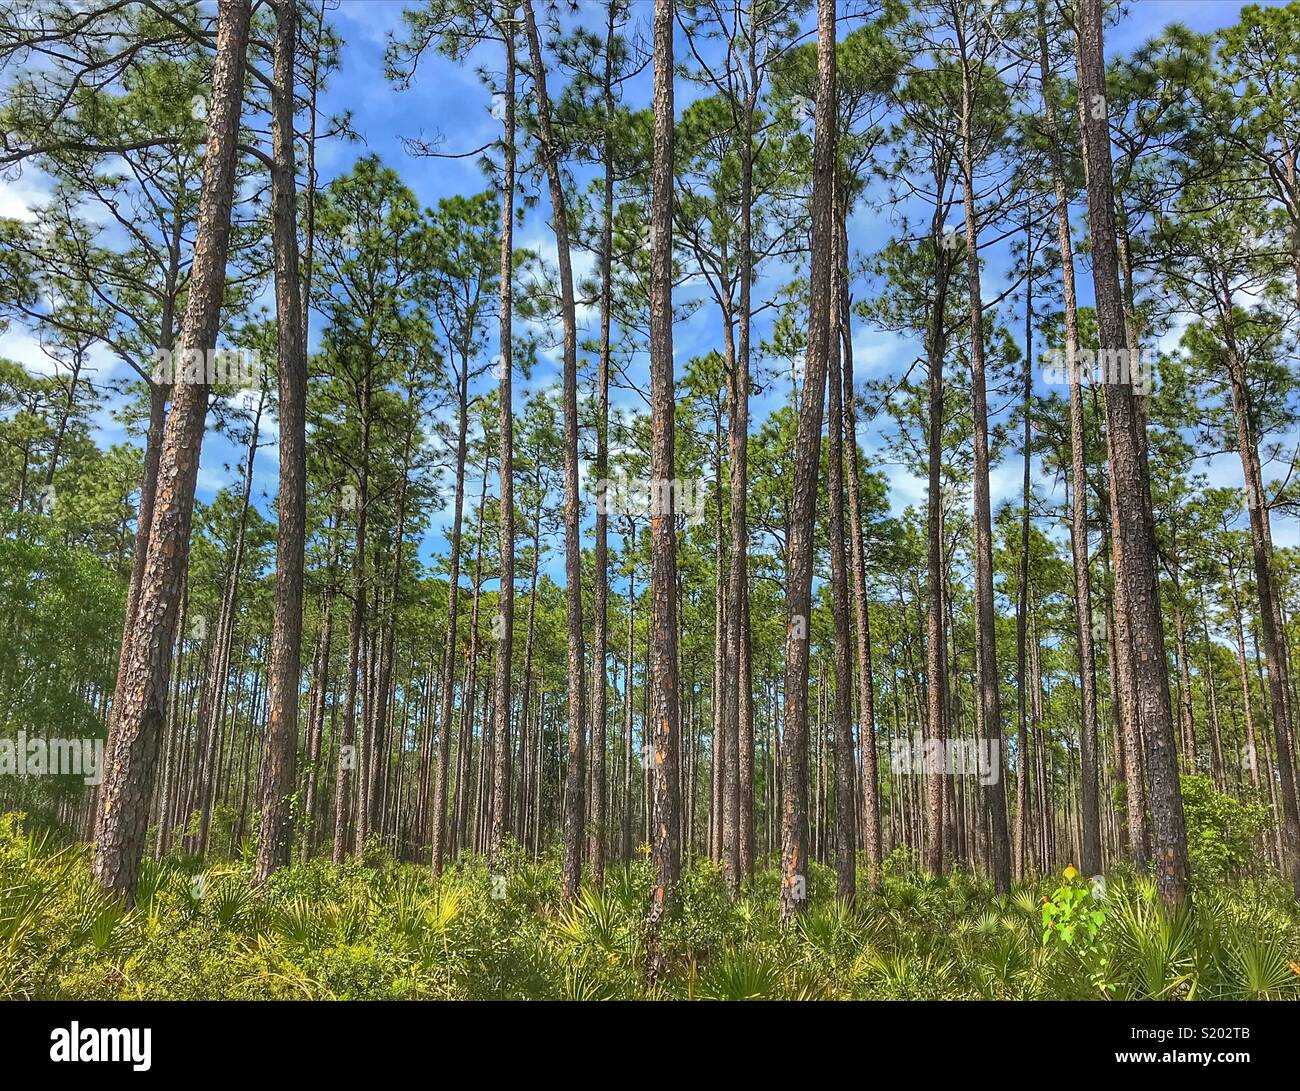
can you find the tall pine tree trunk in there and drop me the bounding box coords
[522,0,586,901]
[924,194,952,880]
[827,178,856,901]
[429,362,470,874]
[646,0,681,970]
[1074,0,1188,907]
[255,0,308,882]
[957,35,1011,894]
[780,0,836,922]
[1221,308,1300,898]
[93,0,253,901]
[1015,222,1034,882]
[587,0,615,885]
[1036,0,1102,879]
[490,5,517,868]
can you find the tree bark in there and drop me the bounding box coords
[255,0,308,882]
[646,0,681,975]
[1036,0,1102,879]
[827,176,856,901]
[522,0,586,901]
[780,0,835,922]
[587,0,615,885]
[839,206,881,889]
[93,0,252,903]
[1074,0,1189,907]
[429,352,470,874]
[489,4,517,868]
[1221,304,1300,898]
[957,22,1011,894]
[924,194,952,880]
[1015,220,1034,882]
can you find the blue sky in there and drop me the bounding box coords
[1,0,1294,583]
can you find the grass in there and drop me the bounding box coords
[2,813,1298,1000]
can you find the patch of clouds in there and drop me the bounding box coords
[0,172,50,221]
[0,325,127,387]
[879,459,927,519]
[851,327,917,380]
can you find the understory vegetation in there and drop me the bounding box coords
[3,812,1297,1001]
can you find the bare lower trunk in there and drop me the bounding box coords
[587,2,614,885]
[523,0,586,901]
[1015,234,1033,882]
[924,197,953,880]
[958,38,1011,894]
[839,210,881,889]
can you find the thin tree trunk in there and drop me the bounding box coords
[839,205,881,889]
[489,5,517,869]
[332,373,371,863]
[957,25,1011,894]
[923,185,953,880]
[780,0,835,922]
[255,0,308,881]
[429,360,470,874]
[1221,303,1300,897]
[1015,223,1034,882]
[1036,0,1101,879]
[522,0,586,901]
[645,0,681,977]
[623,559,636,862]
[587,0,615,885]
[827,177,856,901]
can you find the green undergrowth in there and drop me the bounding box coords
[2,813,1298,1000]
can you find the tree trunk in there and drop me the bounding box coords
[255,0,308,882]
[1015,223,1034,882]
[839,205,881,890]
[645,0,681,976]
[957,33,1011,894]
[587,1,615,885]
[490,6,517,868]
[430,360,470,874]
[1221,302,1300,898]
[1036,0,1101,879]
[623,556,636,862]
[827,177,856,901]
[93,0,253,902]
[924,196,953,880]
[780,0,835,922]
[1074,0,1189,907]
[522,0,587,902]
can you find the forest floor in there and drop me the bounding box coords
[2,812,1298,1000]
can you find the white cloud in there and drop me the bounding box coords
[0,171,50,221]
